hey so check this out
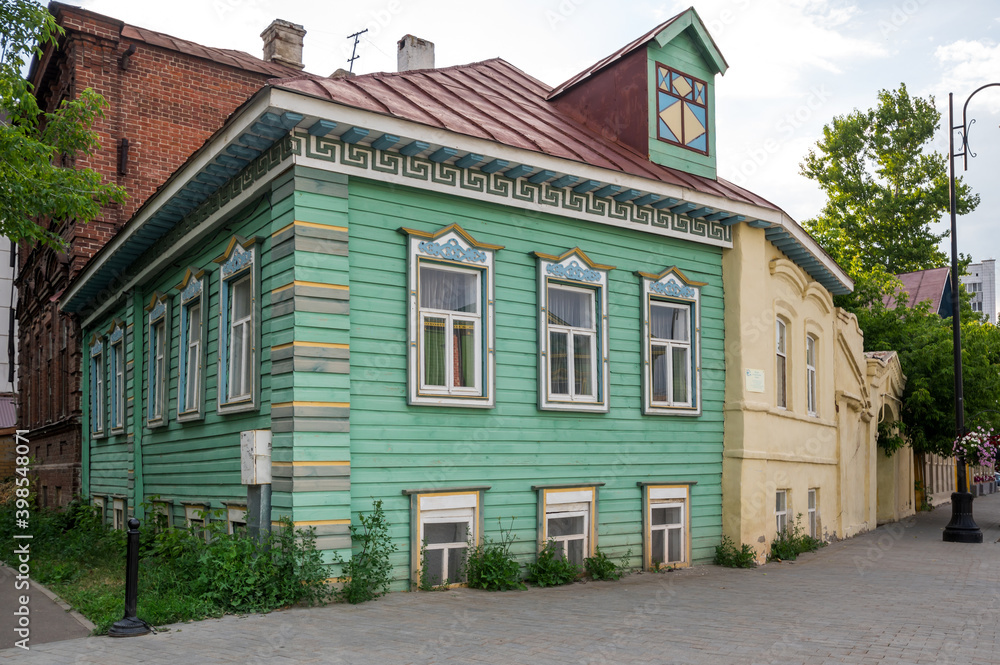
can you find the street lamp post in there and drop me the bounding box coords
[940,85,999,544]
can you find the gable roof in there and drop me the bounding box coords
[548,7,728,100]
[34,2,304,82]
[270,59,774,210]
[884,267,952,316]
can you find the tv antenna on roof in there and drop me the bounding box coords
[347,29,368,73]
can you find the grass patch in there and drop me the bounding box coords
[1,494,329,634]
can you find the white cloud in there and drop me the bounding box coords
[692,0,887,101]
[935,39,1000,113]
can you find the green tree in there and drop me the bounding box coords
[802,84,999,457]
[1,0,126,250]
[801,84,978,296]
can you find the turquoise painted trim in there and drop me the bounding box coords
[429,147,457,163]
[652,8,728,75]
[340,127,369,144]
[131,290,145,519]
[400,140,429,156]
[455,153,485,169]
[372,134,400,151]
[550,175,578,188]
[308,120,337,136]
[481,159,508,174]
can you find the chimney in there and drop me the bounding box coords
[397,34,434,72]
[261,19,306,70]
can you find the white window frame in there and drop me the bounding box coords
[775,490,788,534]
[410,490,482,588]
[93,496,106,524]
[641,484,692,570]
[537,486,598,566]
[108,322,125,434]
[215,237,260,414]
[806,334,817,416]
[176,269,206,421]
[404,224,501,408]
[640,267,704,415]
[89,337,105,437]
[145,293,169,427]
[227,505,247,535]
[417,263,483,397]
[536,249,613,413]
[184,503,209,541]
[776,318,788,409]
[113,498,126,531]
[808,489,818,538]
[545,283,597,403]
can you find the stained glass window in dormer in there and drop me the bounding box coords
[656,64,708,154]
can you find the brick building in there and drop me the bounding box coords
[18,1,305,508]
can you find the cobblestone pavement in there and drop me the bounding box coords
[5,493,1000,665]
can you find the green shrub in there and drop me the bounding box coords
[713,535,757,568]
[465,518,526,591]
[526,541,580,587]
[769,514,824,562]
[331,499,398,604]
[0,496,330,633]
[583,546,631,581]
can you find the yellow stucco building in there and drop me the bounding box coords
[723,223,911,561]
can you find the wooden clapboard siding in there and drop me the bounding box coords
[87,303,134,512]
[646,29,717,179]
[346,178,724,588]
[270,166,353,561]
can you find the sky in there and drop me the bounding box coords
[76,0,1000,273]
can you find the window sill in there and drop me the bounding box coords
[218,399,257,416]
[177,410,204,423]
[644,403,701,417]
[408,395,494,409]
[538,400,608,414]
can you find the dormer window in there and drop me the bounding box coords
[656,64,708,155]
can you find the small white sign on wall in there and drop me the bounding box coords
[745,369,765,393]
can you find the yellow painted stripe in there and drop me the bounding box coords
[270,460,350,467]
[272,280,349,295]
[294,280,349,290]
[272,401,350,409]
[272,220,349,237]
[294,519,351,526]
[272,341,350,351]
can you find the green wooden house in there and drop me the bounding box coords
[62,8,833,587]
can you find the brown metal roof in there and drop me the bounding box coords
[47,2,303,79]
[884,267,951,313]
[270,60,780,211]
[547,6,728,100]
[119,25,302,78]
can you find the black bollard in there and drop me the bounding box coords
[108,518,152,637]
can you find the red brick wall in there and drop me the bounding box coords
[17,4,279,507]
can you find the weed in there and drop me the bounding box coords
[0,496,330,633]
[331,499,398,604]
[713,535,757,568]
[583,546,631,581]
[769,514,824,562]
[526,540,581,587]
[465,518,526,591]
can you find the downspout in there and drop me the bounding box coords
[81,315,90,499]
[130,290,145,519]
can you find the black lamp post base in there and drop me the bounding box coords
[942,492,983,543]
[108,616,151,638]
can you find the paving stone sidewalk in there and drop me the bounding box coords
[4,493,1000,664]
